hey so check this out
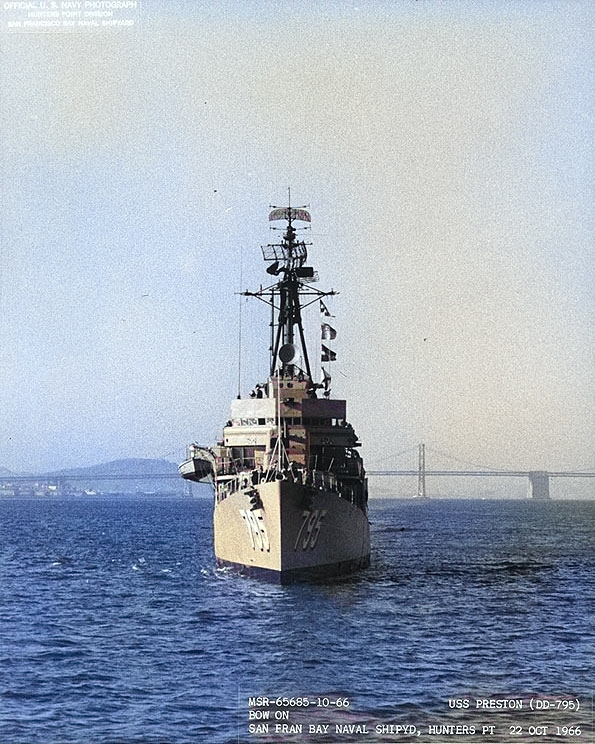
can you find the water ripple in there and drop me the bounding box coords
[0,496,593,743]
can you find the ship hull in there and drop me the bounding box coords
[213,479,370,584]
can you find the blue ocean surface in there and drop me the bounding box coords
[1,495,593,744]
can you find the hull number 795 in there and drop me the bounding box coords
[294,509,327,551]
[240,509,270,552]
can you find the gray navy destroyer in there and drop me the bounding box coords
[179,204,370,583]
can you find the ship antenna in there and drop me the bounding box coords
[237,245,243,398]
[286,186,293,236]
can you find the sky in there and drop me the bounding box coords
[0,0,594,486]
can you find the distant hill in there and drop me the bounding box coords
[48,458,179,479]
[41,458,187,494]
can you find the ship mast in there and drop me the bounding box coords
[268,209,312,377]
[243,199,336,389]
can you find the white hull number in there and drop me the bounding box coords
[240,509,270,552]
[294,509,327,551]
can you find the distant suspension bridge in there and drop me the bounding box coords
[1,444,593,499]
[368,444,595,500]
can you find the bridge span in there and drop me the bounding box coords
[368,470,595,500]
[1,443,594,500]
[2,470,594,500]
[366,443,595,499]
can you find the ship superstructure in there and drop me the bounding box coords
[179,203,370,582]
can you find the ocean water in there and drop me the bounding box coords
[0,495,593,744]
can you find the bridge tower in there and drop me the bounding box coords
[528,471,550,500]
[56,476,69,497]
[417,443,426,499]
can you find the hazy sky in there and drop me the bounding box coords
[1,0,593,479]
